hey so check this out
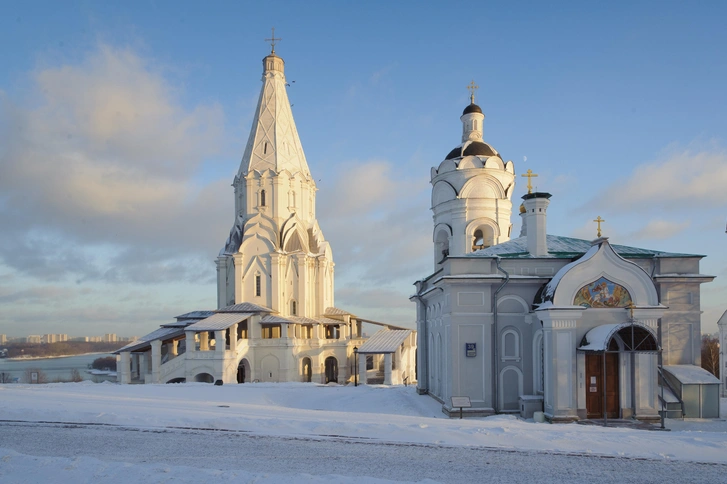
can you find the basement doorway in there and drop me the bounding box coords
[324,356,338,384]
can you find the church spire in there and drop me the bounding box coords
[237,44,312,180]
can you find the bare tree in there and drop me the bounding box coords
[0,372,13,384]
[70,369,83,382]
[701,334,720,378]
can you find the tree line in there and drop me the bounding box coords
[1,341,124,359]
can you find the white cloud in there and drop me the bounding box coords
[627,219,691,240]
[0,44,231,283]
[587,147,727,212]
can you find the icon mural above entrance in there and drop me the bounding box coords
[574,277,632,308]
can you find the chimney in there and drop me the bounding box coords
[522,192,551,257]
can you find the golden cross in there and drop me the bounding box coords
[467,80,479,104]
[265,27,281,54]
[593,216,605,237]
[521,169,538,194]
[626,301,636,319]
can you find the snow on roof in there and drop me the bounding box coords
[578,324,623,351]
[260,315,294,324]
[470,235,702,259]
[186,313,255,331]
[664,365,720,385]
[217,302,273,313]
[324,307,354,317]
[288,316,320,325]
[357,329,412,354]
[174,310,215,320]
[114,327,184,354]
[161,319,203,328]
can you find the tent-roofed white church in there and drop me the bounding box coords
[114,46,416,386]
[412,90,718,421]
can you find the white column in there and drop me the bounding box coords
[185,331,196,355]
[233,253,244,304]
[171,339,178,357]
[216,257,227,309]
[151,340,162,384]
[359,353,367,385]
[394,346,402,385]
[215,330,225,356]
[230,324,238,353]
[130,353,138,379]
[118,352,131,384]
[200,332,209,351]
[139,353,147,382]
[384,353,392,385]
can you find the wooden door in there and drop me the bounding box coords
[585,353,620,418]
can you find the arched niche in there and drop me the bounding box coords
[460,175,505,199]
[432,181,457,207]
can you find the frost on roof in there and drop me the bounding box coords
[664,365,720,385]
[218,302,274,313]
[357,329,412,354]
[220,214,244,256]
[471,235,701,259]
[174,310,215,320]
[114,327,183,354]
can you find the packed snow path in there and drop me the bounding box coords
[2,421,726,484]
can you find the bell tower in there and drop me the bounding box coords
[430,83,516,269]
[216,44,334,317]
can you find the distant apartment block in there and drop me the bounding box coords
[42,334,69,344]
[26,335,42,344]
[0,334,7,345]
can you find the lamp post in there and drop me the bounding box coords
[353,346,358,387]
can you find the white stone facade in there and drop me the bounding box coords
[414,102,714,420]
[115,49,415,387]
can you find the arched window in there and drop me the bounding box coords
[472,225,495,251]
[260,190,266,207]
[533,331,544,394]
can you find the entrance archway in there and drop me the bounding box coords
[324,356,338,384]
[580,322,659,419]
[302,357,312,382]
[237,358,251,383]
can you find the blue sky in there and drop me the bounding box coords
[1,1,725,338]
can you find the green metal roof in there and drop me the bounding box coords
[469,235,702,259]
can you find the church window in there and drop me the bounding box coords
[255,274,262,297]
[501,328,520,361]
[260,190,266,207]
[261,324,281,339]
[291,300,297,316]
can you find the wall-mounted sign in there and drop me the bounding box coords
[589,386,597,393]
[465,343,476,357]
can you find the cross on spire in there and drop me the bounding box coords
[593,216,605,237]
[467,80,479,104]
[521,169,538,194]
[265,27,281,54]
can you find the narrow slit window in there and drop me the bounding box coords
[255,274,261,297]
[260,190,266,207]
[264,142,268,154]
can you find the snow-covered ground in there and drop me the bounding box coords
[1,382,726,482]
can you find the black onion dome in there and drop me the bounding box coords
[462,103,483,115]
[463,141,497,157]
[444,141,501,160]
